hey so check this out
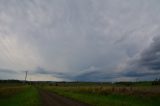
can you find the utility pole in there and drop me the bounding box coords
[30,77,32,85]
[24,71,28,84]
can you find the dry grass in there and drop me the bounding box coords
[45,85,160,97]
[44,85,160,106]
[0,85,28,98]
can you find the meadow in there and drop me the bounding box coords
[0,81,160,106]
[0,83,40,106]
[43,82,160,106]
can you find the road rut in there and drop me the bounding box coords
[39,90,90,106]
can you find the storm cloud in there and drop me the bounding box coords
[139,36,160,70]
[121,35,160,80]
[0,0,160,81]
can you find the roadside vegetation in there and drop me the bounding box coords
[0,84,40,106]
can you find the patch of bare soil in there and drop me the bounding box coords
[39,90,90,106]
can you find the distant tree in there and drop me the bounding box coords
[152,78,160,85]
[0,79,22,83]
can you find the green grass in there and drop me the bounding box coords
[45,86,160,106]
[1,83,159,106]
[0,86,41,106]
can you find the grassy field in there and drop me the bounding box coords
[43,84,160,106]
[0,85,40,106]
[0,82,160,106]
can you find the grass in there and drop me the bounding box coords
[0,82,159,106]
[0,85,28,98]
[0,86,41,106]
[44,86,160,106]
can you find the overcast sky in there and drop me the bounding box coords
[0,0,160,81]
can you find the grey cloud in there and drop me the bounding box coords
[121,36,160,80]
[123,70,160,77]
[139,36,160,70]
[72,71,103,81]
[67,66,122,81]
[33,67,67,78]
[0,0,160,81]
[0,68,17,74]
[0,68,20,80]
[72,71,120,82]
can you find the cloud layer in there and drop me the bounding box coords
[140,36,160,70]
[0,0,160,81]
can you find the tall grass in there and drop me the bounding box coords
[0,86,40,106]
[0,85,28,98]
[43,85,160,106]
[44,85,160,97]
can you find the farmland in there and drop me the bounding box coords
[43,83,160,106]
[0,81,160,106]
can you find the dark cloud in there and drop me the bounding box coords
[70,69,121,82]
[72,71,101,81]
[33,67,67,78]
[34,67,49,74]
[123,70,160,77]
[121,36,160,80]
[58,71,115,82]
[0,68,17,74]
[139,36,160,71]
[0,68,19,80]
[33,66,119,81]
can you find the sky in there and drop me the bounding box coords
[0,0,160,81]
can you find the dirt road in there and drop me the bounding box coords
[39,90,90,106]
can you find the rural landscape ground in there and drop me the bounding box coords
[0,80,160,106]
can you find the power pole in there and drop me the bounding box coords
[24,71,28,84]
[30,77,32,85]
